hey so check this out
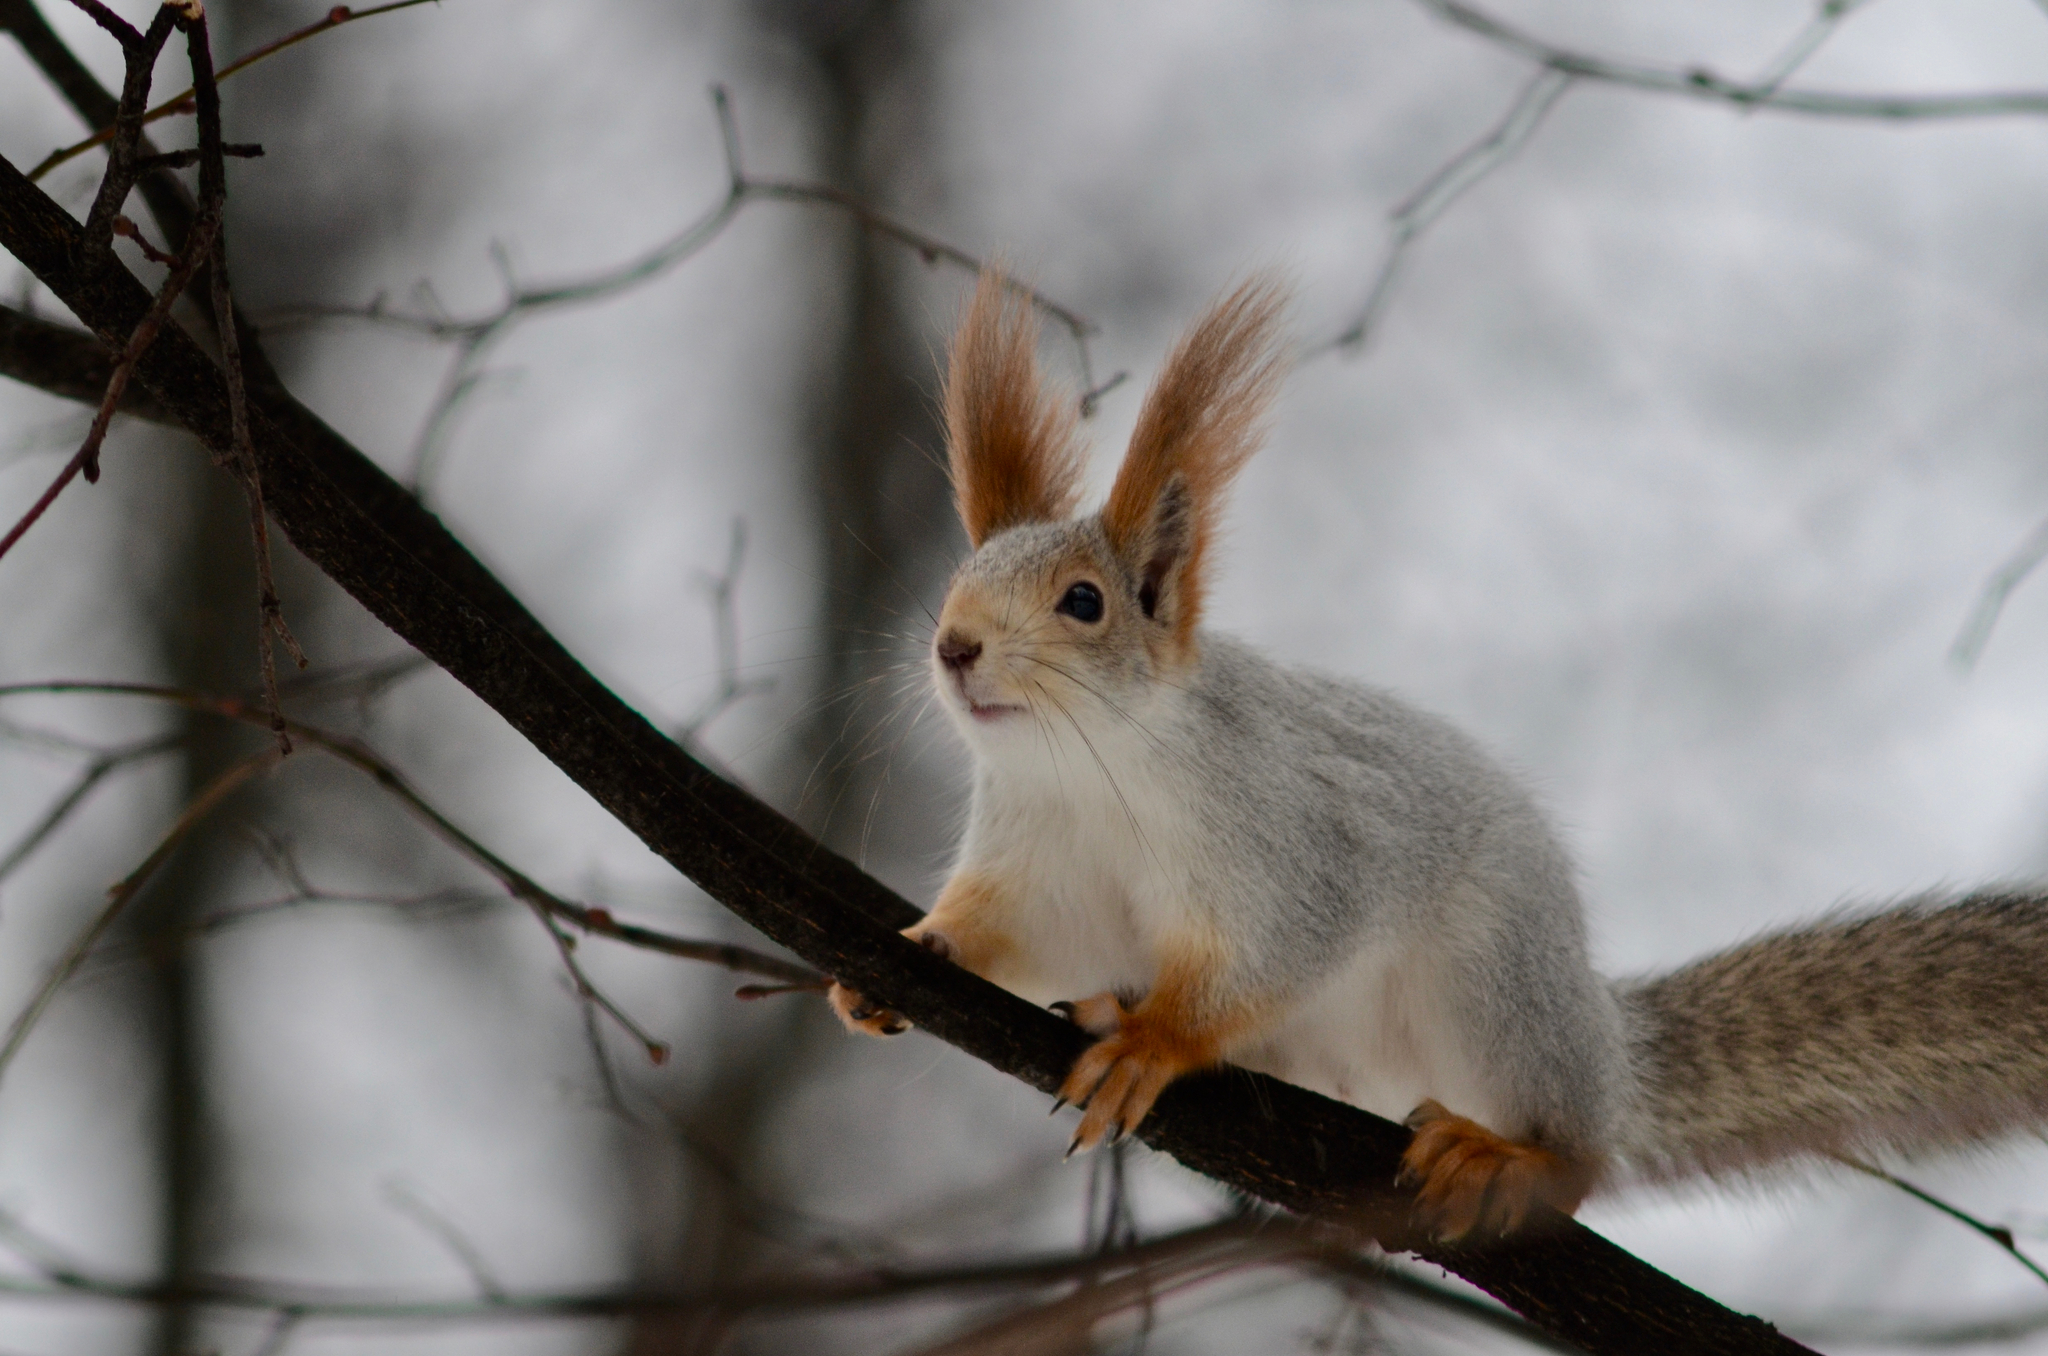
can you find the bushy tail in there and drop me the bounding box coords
[1612,892,2048,1184]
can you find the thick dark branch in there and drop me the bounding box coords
[0,306,176,422]
[2,0,192,257]
[4,0,282,391]
[0,148,1810,1355]
[0,205,218,560]
[0,0,121,126]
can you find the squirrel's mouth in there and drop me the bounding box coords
[965,699,1025,723]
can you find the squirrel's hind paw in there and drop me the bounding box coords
[1397,1100,1593,1240]
[827,980,909,1037]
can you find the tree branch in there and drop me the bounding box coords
[0,744,278,1089]
[267,87,1119,495]
[1412,0,2048,119]
[0,305,176,422]
[24,0,435,185]
[0,0,195,251]
[0,679,828,997]
[0,146,1811,1354]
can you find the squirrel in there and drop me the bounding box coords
[827,269,2048,1239]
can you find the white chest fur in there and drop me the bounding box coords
[954,702,1499,1132]
[956,710,1201,1007]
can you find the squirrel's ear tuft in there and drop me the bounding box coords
[1102,273,1288,647]
[945,269,1084,548]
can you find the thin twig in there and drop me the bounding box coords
[1410,0,2048,118]
[676,519,776,750]
[266,86,1112,497]
[27,0,438,184]
[1746,0,1875,108]
[382,1181,507,1302]
[1321,0,2009,353]
[70,0,178,251]
[1832,1154,2048,1291]
[1325,66,1572,354]
[0,745,278,1089]
[0,681,825,1005]
[181,3,307,752]
[0,207,220,562]
[0,732,184,887]
[80,886,501,966]
[1950,516,2048,670]
[247,1309,302,1356]
[0,1205,1576,1351]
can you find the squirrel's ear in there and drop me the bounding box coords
[1102,274,1287,647]
[945,269,1084,547]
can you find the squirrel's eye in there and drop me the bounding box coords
[1056,581,1104,623]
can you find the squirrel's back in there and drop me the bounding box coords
[1182,637,1633,1156]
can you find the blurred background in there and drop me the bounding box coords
[4,0,2048,1351]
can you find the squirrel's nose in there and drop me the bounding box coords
[937,632,982,673]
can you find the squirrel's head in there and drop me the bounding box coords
[930,269,1288,753]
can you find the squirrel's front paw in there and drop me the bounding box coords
[1053,994,1207,1155]
[828,980,910,1037]
[1397,1100,1593,1240]
[827,928,957,1038]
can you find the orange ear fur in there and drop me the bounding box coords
[1101,274,1288,648]
[945,270,1085,546]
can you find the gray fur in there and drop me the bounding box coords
[1160,636,1632,1158]
[1164,642,2048,1179]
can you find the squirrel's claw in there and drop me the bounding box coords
[827,979,909,1038]
[1398,1099,1594,1240]
[1055,993,1207,1154]
[827,924,962,1039]
[1051,993,1124,1038]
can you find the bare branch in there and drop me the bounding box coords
[903,1224,1314,1356]
[0,680,827,997]
[2,0,197,258]
[268,86,1114,496]
[1951,516,2048,670]
[180,3,309,750]
[1832,1154,2048,1291]
[676,518,776,752]
[26,0,438,185]
[0,306,178,422]
[0,206,219,561]
[382,1181,507,1302]
[1411,0,2048,118]
[0,733,184,887]
[0,1206,1587,1354]
[1324,66,1572,354]
[1322,0,2018,353]
[72,0,179,252]
[0,745,278,1090]
[1746,0,1876,107]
